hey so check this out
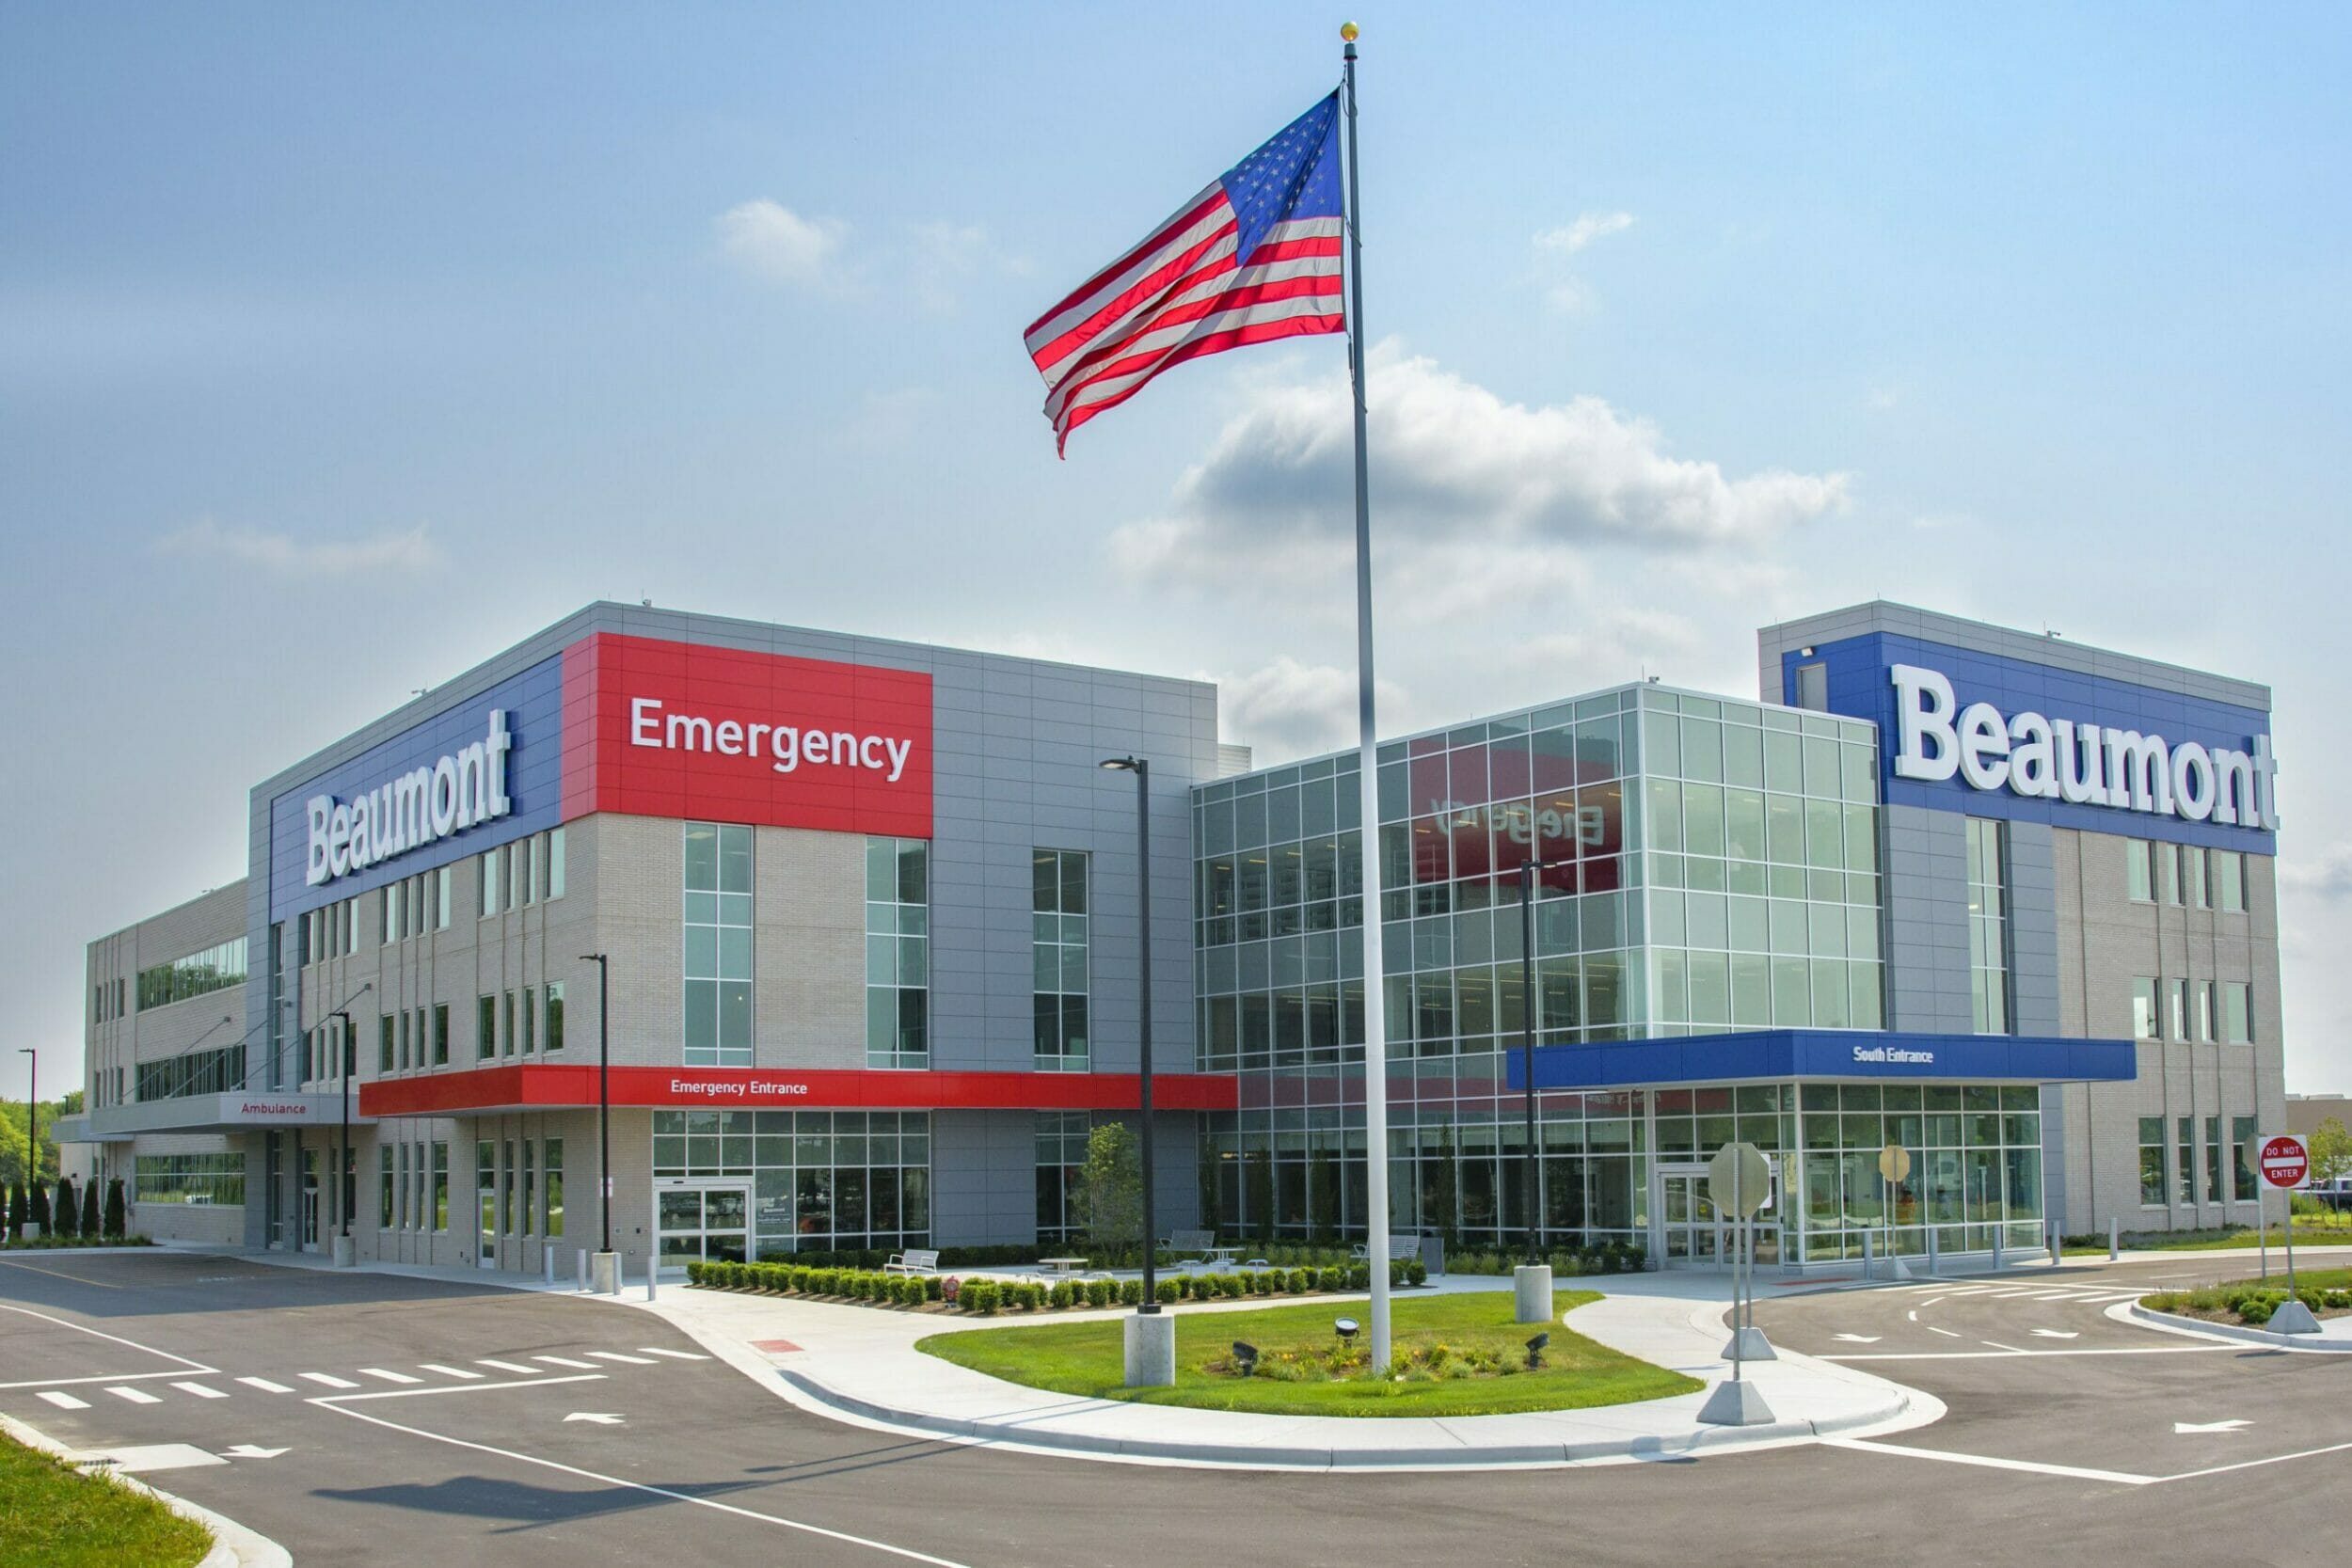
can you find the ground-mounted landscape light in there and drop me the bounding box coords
[1232,1341,1259,1376]
[1334,1318,1359,1344]
[1525,1331,1550,1370]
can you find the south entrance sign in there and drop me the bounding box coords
[2257,1132,2310,1191]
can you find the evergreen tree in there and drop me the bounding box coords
[103,1179,126,1240]
[53,1178,77,1239]
[27,1180,49,1234]
[3,1182,20,1240]
[80,1180,99,1239]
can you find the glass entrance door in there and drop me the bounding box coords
[656,1181,752,1272]
[1660,1170,1723,1266]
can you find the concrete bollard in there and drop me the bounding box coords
[2048,1222,2061,1266]
[577,1248,589,1291]
[1925,1226,1939,1276]
[1993,1226,2005,1272]
[1862,1228,1875,1279]
[2108,1216,2120,1262]
[645,1261,658,1302]
[544,1249,557,1285]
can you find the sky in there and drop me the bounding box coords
[4,5,2349,1100]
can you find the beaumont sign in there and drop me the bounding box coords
[1890,665,2278,832]
[307,710,515,886]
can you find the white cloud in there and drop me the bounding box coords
[910,220,1030,308]
[155,519,445,577]
[715,199,847,287]
[1534,212,1636,255]
[2283,845,2352,902]
[1514,608,1705,689]
[1216,656,1409,759]
[1110,345,1850,621]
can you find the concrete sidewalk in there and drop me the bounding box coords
[624,1269,1936,1471]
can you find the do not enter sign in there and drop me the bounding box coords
[2257,1133,2310,1190]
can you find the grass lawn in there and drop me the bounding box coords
[0,1433,212,1568]
[2061,1223,2352,1257]
[916,1290,1702,1418]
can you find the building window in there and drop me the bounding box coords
[2215,851,2246,913]
[480,847,501,918]
[432,1142,449,1230]
[433,1003,451,1066]
[1033,848,1090,1069]
[2130,977,2158,1040]
[548,826,567,900]
[521,987,537,1054]
[436,866,453,928]
[2177,1117,2197,1205]
[2155,843,2180,905]
[396,1143,410,1229]
[2138,1117,2166,1206]
[521,1139,536,1236]
[379,1014,395,1073]
[477,995,496,1059]
[1036,1112,1090,1242]
[503,991,517,1057]
[135,1153,246,1207]
[684,823,754,1068]
[545,1138,564,1238]
[135,937,248,1010]
[2126,841,2153,902]
[1964,818,2010,1036]
[2233,1115,2258,1201]
[2196,982,2215,1044]
[2221,981,2252,1044]
[382,881,405,946]
[545,982,564,1053]
[380,1146,395,1227]
[2183,847,2208,910]
[652,1109,931,1255]
[516,836,536,907]
[866,838,930,1069]
[2204,1116,2222,1208]
[2169,979,2192,1042]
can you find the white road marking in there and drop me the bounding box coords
[0,1302,218,1386]
[37,1391,90,1409]
[358,1368,423,1385]
[585,1351,657,1365]
[1823,1345,2236,1362]
[532,1355,599,1370]
[106,1386,162,1404]
[1832,1334,1883,1343]
[1826,1437,2154,1486]
[309,1372,604,1404]
[317,1395,979,1566]
[1906,1310,1919,1323]
[2031,1329,2080,1339]
[476,1358,541,1375]
[170,1382,229,1399]
[235,1377,294,1394]
[2171,1438,2352,1481]
[419,1364,483,1380]
[2175,1419,2251,1433]
[564,1411,626,1424]
[299,1373,360,1389]
[1928,1326,1963,1338]
[1979,1340,2031,1354]
[221,1445,290,1459]
[1921,1296,1946,1307]
[638,1348,708,1360]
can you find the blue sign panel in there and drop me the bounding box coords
[1781,633,2275,854]
[266,654,565,923]
[1506,1029,2137,1091]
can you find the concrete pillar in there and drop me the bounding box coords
[1513,1263,1554,1324]
[1123,1311,1176,1387]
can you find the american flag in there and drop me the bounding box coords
[1025,93,1346,453]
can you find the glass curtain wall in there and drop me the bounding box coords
[652,1109,930,1257]
[1797,1084,2043,1259]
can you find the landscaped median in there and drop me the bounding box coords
[685,1256,1428,1312]
[0,1430,212,1568]
[916,1290,1702,1417]
[2141,1266,2352,1328]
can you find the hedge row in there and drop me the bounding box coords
[685,1257,1427,1313]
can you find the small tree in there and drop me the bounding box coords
[1075,1122,1143,1258]
[103,1178,126,1240]
[2308,1117,2352,1189]
[53,1178,78,1240]
[27,1180,49,1234]
[80,1180,100,1239]
[2,1182,19,1240]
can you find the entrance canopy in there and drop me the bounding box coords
[1507,1028,2134,1093]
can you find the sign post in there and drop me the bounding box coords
[1877,1143,1913,1282]
[2255,1132,2321,1335]
[1708,1142,1775,1364]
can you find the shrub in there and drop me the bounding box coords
[1286,1268,1310,1293]
[1219,1273,1248,1299]
[80,1181,100,1239]
[1316,1265,1344,1291]
[104,1179,126,1240]
[1406,1259,1428,1288]
[686,1260,708,1286]
[1048,1279,1075,1308]
[1117,1278,1142,1307]
[925,1275,946,1301]
[1155,1278,1181,1305]
[961,1279,1002,1315]
[53,1180,78,1240]
[1084,1278,1113,1308]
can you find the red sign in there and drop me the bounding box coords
[2259,1133,2310,1190]
[560,632,932,838]
[360,1064,1240,1118]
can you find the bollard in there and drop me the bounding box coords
[1925,1226,1939,1276]
[544,1249,557,1286]
[577,1248,589,1291]
[1862,1227,1875,1279]
[2108,1216,2120,1262]
[645,1261,659,1303]
[2048,1222,2061,1267]
[1993,1225,2005,1272]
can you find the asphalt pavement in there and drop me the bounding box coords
[3,1248,2346,1567]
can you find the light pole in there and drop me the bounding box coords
[1100,756,1172,1386]
[579,953,616,1293]
[18,1050,35,1209]
[1512,854,1576,1323]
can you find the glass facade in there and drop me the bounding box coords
[865,838,930,1069]
[683,822,754,1067]
[1191,683,2050,1262]
[652,1109,930,1257]
[1032,849,1090,1069]
[1965,817,2011,1035]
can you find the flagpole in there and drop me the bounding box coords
[1339,19,1393,1374]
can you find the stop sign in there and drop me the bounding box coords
[2258,1133,2311,1190]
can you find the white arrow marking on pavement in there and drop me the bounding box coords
[564,1412,625,1426]
[2175,1420,2251,1434]
[1833,1334,1883,1343]
[220,1445,290,1459]
[2031,1329,2080,1339]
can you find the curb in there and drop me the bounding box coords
[771,1365,1911,1472]
[0,1412,291,1568]
[2123,1300,2352,1353]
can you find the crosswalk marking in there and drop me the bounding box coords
[639,1347,708,1360]
[419,1364,483,1380]
[106,1386,162,1404]
[532,1355,599,1370]
[170,1382,228,1400]
[299,1372,360,1389]
[236,1377,294,1394]
[358,1368,422,1385]
[37,1391,90,1410]
[585,1351,656,1365]
[476,1358,541,1375]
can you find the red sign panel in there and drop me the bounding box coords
[360,1064,1240,1117]
[2259,1133,2310,1190]
[561,633,931,837]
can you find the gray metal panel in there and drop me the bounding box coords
[1880,804,1975,1034]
